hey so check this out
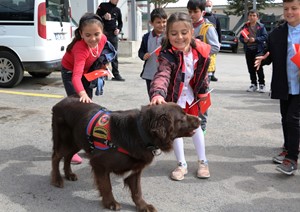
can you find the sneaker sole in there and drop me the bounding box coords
[272,158,283,164]
[171,176,185,181]
[197,174,210,179]
[71,161,82,165]
[275,166,296,175]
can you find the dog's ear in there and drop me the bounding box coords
[150,114,174,140]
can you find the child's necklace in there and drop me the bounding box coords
[89,45,98,57]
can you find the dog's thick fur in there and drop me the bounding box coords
[51,96,200,211]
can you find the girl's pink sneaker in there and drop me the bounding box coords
[71,153,82,164]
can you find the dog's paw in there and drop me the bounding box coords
[51,172,64,188]
[103,201,121,211]
[51,178,64,188]
[65,173,78,181]
[137,204,157,212]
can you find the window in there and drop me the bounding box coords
[0,0,34,21]
[46,0,70,22]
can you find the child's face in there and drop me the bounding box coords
[168,21,193,52]
[188,9,204,23]
[110,0,119,5]
[283,0,300,27]
[248,12,258,24]
[151,17,167,35]
[80,23,103,48]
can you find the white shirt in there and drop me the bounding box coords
[177,50,195,108]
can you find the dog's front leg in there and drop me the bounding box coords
[124,171,157,212]
[91,162,121,210]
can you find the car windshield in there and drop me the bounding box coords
[222,31,235,36]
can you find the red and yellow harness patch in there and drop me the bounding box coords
[86,110,129,154]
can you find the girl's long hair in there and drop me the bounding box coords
[161,12,196,51]
[66,13,104,52]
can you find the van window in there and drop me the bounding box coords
[0,0,70,22]
[47,0,70,22]
[0,0,34,21]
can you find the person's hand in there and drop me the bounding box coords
[244,37,249,43]
[114,28,120,35]
[143,53,151,60]
[78,91,93,103]
[249,37,255,43]
[150,95,166,105]
[254,52,270,71]
[103,12,111,20]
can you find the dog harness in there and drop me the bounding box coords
[86,109,129,155]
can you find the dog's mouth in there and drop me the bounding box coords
[188,129,196,136]
[178,129,197,137]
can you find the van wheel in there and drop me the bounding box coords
[0,51,24,88]
[28,72,52,78]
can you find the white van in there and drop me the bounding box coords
[0,0,72,87]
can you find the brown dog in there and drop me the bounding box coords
[51,96,200,211]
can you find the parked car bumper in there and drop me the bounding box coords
[220,41,238,53]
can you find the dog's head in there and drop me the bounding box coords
[140,103,200,152]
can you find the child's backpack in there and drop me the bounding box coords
[199,22,216,73]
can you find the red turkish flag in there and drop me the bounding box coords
[84,69,111,82]
[241,28,249,39]
[199,93,211,114]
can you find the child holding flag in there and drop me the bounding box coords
[239,9,268,93]
[255,0,300,176]
[61,13,116,164]
[138,8,167,97]
[149,12,211,180]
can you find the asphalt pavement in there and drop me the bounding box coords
[0,51,300,212]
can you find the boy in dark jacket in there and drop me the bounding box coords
[138,8,167,97]
[239,9,268,93]
[255,0,300,176]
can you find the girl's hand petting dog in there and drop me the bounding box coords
[78,91,93,103]
[150,95,166,105]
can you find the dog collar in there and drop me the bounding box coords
[136,118,161,156]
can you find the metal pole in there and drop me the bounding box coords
[147,0,151,32]
[87,0,96,13]
[253,0,256,10]
[131,0,137,40]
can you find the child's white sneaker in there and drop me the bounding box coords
[171,166,188,181]
[197,160,210,179]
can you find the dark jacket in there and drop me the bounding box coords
[138,32,150,60]
[150,40,211,103]
[239,21,268,54]
[138,32,150,77]
[262,22,290,100]
[96,2,123,35]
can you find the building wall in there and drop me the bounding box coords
[165,3,283,30]
[70,0,141,41]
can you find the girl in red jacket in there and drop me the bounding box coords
[150,12,211,180]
